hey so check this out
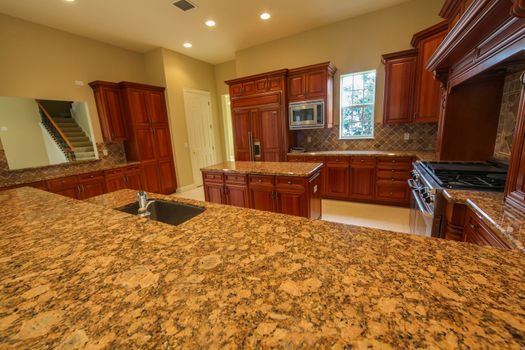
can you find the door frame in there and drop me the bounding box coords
[183,88,217,187]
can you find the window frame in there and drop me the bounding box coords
[339,69,377,140]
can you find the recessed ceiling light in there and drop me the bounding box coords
[183,42,193,48]
[260,12,271,20]
[64,0,75,2]
[205,20,216,27]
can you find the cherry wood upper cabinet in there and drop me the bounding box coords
[89,81,127,141]
[411,21,449,123]
[382,50,418,125]
[287,62,337,128]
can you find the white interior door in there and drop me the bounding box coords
[183,89,217,187]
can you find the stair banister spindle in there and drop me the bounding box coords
[36,100,75,153]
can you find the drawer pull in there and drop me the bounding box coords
[470,224,479,230]
[287,181,292,184]
[360,159,364,162]
[258,179,262,183]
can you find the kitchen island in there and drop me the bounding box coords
[200,161,323,219]
[1,187,524,348]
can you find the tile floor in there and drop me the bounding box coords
[174,186,411,234]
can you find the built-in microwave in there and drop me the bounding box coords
[289,100,324,130]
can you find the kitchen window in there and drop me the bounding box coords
[340,70,376,139]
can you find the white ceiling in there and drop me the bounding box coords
[0,0,411,64]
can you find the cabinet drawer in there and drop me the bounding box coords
[48,175,79,191]
[225,174,247,184]
[276,177,306,188]
[78,171,104,182]
[377,157,413,170]
[104,167,126,176]
[464,210,510,249]
[303,156,325,163]
[375,180,408,201]
[287,155,305,162]
[126,165,142,173]
[249,175,274,185]
[351,157,376,166]
[203,172,224,183]
[325,156,350,164]
[376,169,410,180]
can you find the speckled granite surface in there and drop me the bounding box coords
[201,161,323,177]
[443,189,525,252]
[1,187,524,348]
[288,150,437,161]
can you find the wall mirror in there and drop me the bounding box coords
[0,96,98,170]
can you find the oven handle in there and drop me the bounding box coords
[411,189,433,218]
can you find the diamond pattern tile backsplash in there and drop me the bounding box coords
[494,71,522,161]
[0,142,128,186]
[295,122,438,152]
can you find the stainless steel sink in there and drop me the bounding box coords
[116,199,205,226]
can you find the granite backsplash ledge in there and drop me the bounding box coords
[0,142,128,186]
[295,122,438,152]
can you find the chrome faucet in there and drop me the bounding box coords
[137,191,151,217]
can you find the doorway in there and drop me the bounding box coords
[183,89,217,187]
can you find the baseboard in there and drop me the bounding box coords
[176,183,200,193]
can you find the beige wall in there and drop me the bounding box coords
[0,13,147,142]
[0,97,50,169]
[234,0,444,122]
[145,48,224,189]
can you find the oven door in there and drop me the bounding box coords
[409,189,434,237]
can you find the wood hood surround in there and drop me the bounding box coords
[424,0,525,161]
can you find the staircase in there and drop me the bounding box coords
[51,116,97,161]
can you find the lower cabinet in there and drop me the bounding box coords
[463,208,510,249]
[202,170,321,219]
[48,171,107,200]
[105,165,144,192]
[288,154,412,206]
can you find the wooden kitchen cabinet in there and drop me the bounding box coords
[248,175,276,212]
[349,157,376,200]
[463,208,510,249]
[382,50,418,125]
[89,81,127,141]
[78,171,106,199]
[381,21,448,124]
[411,21,449,123]
[324,156,350,199]
[224,174,249,208]
[375,157,412,205]
[287,62,336,128]
[275,176,308,217]
[104,166,144,193]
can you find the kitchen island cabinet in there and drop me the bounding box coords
[201,161,322,219]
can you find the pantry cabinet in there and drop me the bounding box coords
[89,81,127,141]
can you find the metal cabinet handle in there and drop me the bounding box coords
[248,132,254,161]
[287,181,292,184]
[469,224,479,230]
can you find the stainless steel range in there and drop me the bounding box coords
[408,160,508,237]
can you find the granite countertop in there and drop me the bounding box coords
[201,161,323,177]
[443,189,525,252]
[0,161,141,188]
[1,187,524,348]
[287,150,437,161]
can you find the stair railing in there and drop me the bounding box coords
[36,100,76,161]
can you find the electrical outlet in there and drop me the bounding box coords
[307,136,312,143]
[102,148,108,156]
[404,132,410,141]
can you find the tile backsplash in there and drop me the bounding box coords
[295,122,438,152]
[494,71,523,161]
[0,142,128,187]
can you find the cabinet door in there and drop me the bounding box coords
[225,183,249,208]
[375,180,409,204]
[257,107,282,161]
[248,175,276,212]
[158,159,178,194]
[106,175,127,193]
[306,70,327,99]
[96,86,127,141]
[81,180,106,199]
[124,89,149,125]
[350,164,375,200]
[141,161,162,193]
[464,209,510,249]
[204,183,225,204]
[288,74,306,101]
[134,127,156,161]
[383,51,417,124]
[232,109,252,161]
[145,90,168,124]
[413,30,447,123]
[505,84,525,208]
[324,159,350,198]
[275,177,307,217]
[125,168,144,191]
[152,126,173,160]
[54,187,80,199]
